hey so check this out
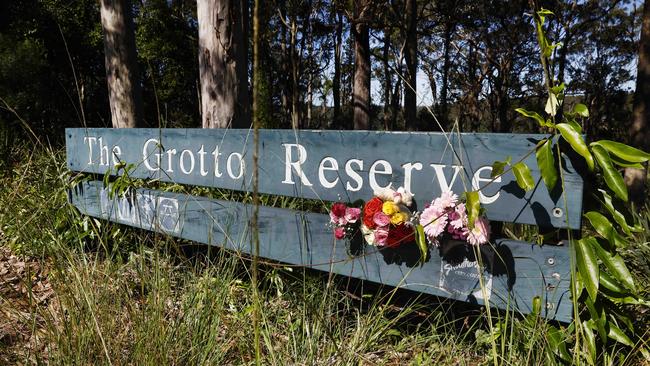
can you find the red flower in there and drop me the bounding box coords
[363,197,384,229]
[331,202,347,218]
[386,224,415,248]
[334,226,346,240]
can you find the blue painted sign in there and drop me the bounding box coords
[66,128,584,229]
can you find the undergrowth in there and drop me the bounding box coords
[0,144,648,365]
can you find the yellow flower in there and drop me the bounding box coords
[382,201,400,216]
[390,212,409,225]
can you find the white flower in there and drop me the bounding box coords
[373,185,395,202]
[360,224,375,246]
[393,186,414,206]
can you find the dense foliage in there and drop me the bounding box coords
[0,0,643,141]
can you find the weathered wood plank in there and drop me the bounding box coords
[66,128,584,229]
[69,180,573,322]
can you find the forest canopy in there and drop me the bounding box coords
[0,0,643,144]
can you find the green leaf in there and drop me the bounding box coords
[585,297,607,341]
[575,238,599,302]
[547,326,572,362]
[599,270,628,295]
[593,243,636,293]
[515,108,548,127]
[550,83,566,95]
[608,154,644,169]
[608,323,634,347]
[414,224,428,266]
[512,162,535,191]
[592,145,628,202]
[566,119,582,134]
[556,123,594,171]
[466,191,480,229]
[592,140,650,163]
[583,320,597,363]
[572,103,589,117]
[599,190,638,235]
[536,139,557,191]
[584,211,627,248]
[490,156,511,178]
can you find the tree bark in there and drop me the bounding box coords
[404,0,418,130]
[100,0,143,128]
[352,0,371,130]
[439,21,452,129]
[252,0,272,128]
[333,12,342,128]
[383,25,392,130]
[625,0,650,203]
[197,0,249,128]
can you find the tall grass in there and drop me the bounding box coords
[1,144,648,365]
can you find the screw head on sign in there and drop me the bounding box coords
[552,207,563,218]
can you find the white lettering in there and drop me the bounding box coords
[402,162,423,193]
[211,146,223,177]
[369,160,392,191]
[84,136,97,165]
[179,149,195,174]
[99,137,109,166]
[227,152,245,179]
[472,166,500,204]
[281,143,313,186]
[165,149,177,173]
[431,164,463,192]
[345,159,363,192]
[142,138,161,172]
[318,157,339,189]
[198,145,208,176]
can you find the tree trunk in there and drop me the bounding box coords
[290,16,300,129]
[625,0,650,203]
[197,0,249,128]
[333,12,342,128]
[383,25,392,130]
[439,21,452,128]
[100,0,143,128]
[404,0,417,130]
[252,0,272,128]
[352,0,371,130]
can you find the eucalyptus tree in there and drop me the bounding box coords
[351,0,372,130]
[197,0,249,128]
[100,0,143,128]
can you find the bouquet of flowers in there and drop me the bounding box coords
[328,202,361,240]
[328,186,416,248]
[359,186,416,248]
[419,190,490,246]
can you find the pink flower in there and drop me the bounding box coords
[373,212,391,227]
[334,226,346,240]
[330,202,348,225]
[345,207,361,223]
[449,203,467,229]
[419,205,448,240]
[467,217,490,245]
[374,227,389,246]
[434,190,458,210]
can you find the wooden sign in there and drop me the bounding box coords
[69,180,573,322]
[66,128,584,229]
[66,128,583,322]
